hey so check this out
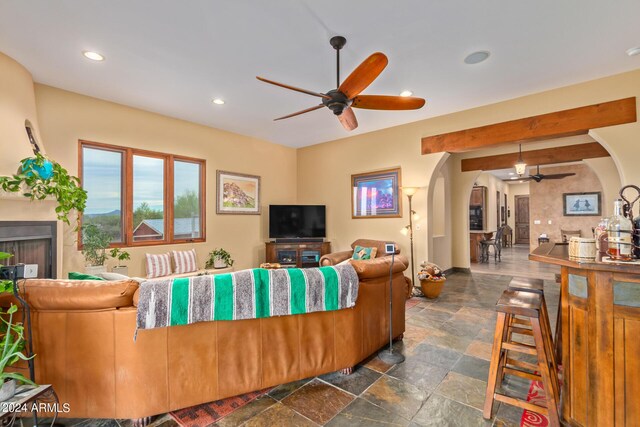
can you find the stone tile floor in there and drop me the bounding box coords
[22,271,559,427]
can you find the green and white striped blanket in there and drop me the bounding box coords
[136,264,359,331]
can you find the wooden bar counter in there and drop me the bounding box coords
[530,243,640,426]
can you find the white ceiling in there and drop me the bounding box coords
[1,1,639,148]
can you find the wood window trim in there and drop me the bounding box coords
[78,140,206,249]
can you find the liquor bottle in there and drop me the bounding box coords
[594,218,608,254]
[607,199,633,261]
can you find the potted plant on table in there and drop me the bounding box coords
[109,248,131,276]
[81,224,112,275]
[417,262,447,299]
[205,248,234,269]
[0,252,36,401]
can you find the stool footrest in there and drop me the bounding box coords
[503,366,541,382]
[509,326,534,336]
[502,342,538,355]
[505,357,538,372]
[494,393,549,416]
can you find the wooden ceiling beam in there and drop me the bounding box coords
[422,97,636,154]
[460,142,610,172]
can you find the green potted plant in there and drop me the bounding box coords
[81,224,111,275]
[0,153,87,225]
[205,248,234,269]
[109,248,131,276]
[0,252,36,401]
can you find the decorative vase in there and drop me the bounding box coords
[0,379,16,401]
[85,265,107,275]
[419,278,446,299]
[112,266,129,276]
[213,258,227,269]
[21,158,54,180]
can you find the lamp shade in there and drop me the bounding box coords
[401,186,419,196]
[514,161,527,176]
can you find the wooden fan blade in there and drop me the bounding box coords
[542,173,577,180]
[257,76,331,100]
[274,104,324,121]
[338,107,358,131]
[352,95,426,110]
[338,52,388,99]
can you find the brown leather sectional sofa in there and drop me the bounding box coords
[13,253,408,421]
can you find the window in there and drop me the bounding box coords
[79,140,205,247]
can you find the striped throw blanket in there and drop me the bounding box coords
[136,264,359,332]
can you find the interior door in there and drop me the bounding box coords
[496,191,501,229]
[515,195,530,244]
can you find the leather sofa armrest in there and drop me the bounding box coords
[320,250,353,266]
[350,255,408,279]
[132,288,140,307]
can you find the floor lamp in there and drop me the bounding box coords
[400,187,420,295]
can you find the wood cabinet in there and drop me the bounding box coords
[265,241,331,268]
[470,186,486,206]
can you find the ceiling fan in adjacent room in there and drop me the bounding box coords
[517,165,576,182]
[256,36,426,131]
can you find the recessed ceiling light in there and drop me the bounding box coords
[510,177,518,180]
[464,50,490,65]
[82,51,104,61]
[508,172,515,176]
[400,90,413,97]
[212,98,225,105]
[627,47,640,57]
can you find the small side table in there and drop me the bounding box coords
[0,384,59,426]
[538,236,550,246]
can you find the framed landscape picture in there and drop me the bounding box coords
[216,170,261,215]
[351,168,402,218]
[563,192,601,216]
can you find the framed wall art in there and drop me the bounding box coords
[351,168,402,218]
[216,170,261,215]
[563,192,601,216]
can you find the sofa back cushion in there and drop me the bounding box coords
[145,253,172,278]
[172,249,198,274]
[22,279,139,310]
[351,239,400,257]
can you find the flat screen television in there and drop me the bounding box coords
[269,205,326,239]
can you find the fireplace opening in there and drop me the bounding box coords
[0,221,57,278]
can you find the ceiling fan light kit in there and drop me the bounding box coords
[257,36,426,131]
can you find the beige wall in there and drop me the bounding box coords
[529,164,604,249]
[33,84,297,277]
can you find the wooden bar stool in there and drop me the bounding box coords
[483,290,561,427]
[508,276,561,369]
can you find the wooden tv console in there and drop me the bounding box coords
[265,241,331,268]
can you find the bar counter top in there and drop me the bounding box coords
[530,242,640,275]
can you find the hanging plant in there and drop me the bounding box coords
[0,153,87,225]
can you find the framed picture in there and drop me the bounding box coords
[351,168,402,218]
[563,192,601,216]
[216,170,261,215]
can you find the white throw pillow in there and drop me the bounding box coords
[145,253,172,278]
[172,249,198,274]
[96,271,130,280]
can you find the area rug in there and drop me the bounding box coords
[170,387,272,427]
[520,379,549,427]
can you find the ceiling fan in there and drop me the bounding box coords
[517,165,576,182]
[256,36,426,131]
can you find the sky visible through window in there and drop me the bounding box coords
[133,155,164,212]
[83,147,121,215]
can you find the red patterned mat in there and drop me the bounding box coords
[520,380,549,427]
[406,297,421,309]
[170,387,272,427]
